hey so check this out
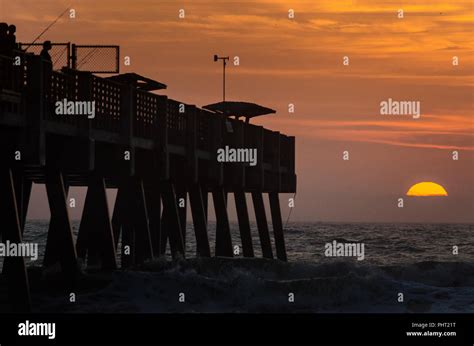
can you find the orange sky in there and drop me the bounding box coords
[2,0,473,222]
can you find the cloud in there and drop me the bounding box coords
[274,115,474,151]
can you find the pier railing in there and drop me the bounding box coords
[0,53,25,115]
[1,53,296,189]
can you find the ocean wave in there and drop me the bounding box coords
[30,258,474,313]
[381,261,474,287]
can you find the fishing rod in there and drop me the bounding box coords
[25,5,72,50]
[77,47,98,69]
[52,46,68,66]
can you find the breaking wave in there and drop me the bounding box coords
[31,258,474,313]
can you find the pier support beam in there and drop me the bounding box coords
[0,168,31,312]
[188,184,211,257]
[120,203,135,269]
[161,181,185,259]
[112,186,135,268]
[13,172,32,233]
[43,171,78,279]
[76,176,117,270]
[112,187,123,250]
[176,188,187,246]
[144,184,161,257]
[251,191,273,259]
[160,206,169,256]
[114,179,154,267]
[268,192,287,261]
[213,187,233,257]
[43,183,69,268]
[132,179,154,264]
[234,190,254,257]
[201,186,208,223]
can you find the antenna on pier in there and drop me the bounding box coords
[213,54,229,101]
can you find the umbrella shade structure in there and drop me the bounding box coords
[203,101,276,122]
[106,73,167,91]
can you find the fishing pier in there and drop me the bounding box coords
[0,37,296,312]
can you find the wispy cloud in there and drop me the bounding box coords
[274,115,474,151]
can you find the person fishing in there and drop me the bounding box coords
[40,40,53,90]
[40,40,52,63]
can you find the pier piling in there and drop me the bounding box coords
[234,190,254,257]
[213,187,233,257]
[269,192,287,261]
[0,168,31,312]
[44,171,78,277]
[252,191,273,259]
[189,183,211,257]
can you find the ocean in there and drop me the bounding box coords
[9,221,474,313]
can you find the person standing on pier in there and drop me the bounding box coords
[40,40,52,64]
[7,24,17,51]
[40,40,53,89]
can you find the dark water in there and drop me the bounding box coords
[19,221,474,264]
[9,221,474,313]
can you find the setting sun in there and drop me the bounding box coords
[406,182,448,197]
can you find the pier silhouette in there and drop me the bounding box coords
[0,29,296,312]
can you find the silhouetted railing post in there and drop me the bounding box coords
[186,105,198,183]
[272,131,281,190]
[158,96,169,179]
[289,137,296,191]
[256,126,265,188]
[25,55,45,165]
[236,121,246,187]
[77,71,95,171]
[211,116,224,185]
